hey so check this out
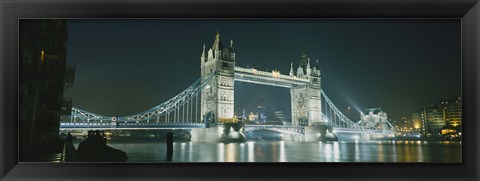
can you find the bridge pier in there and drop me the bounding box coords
[279,125,338,142]
[311,125,338,141]
[282,135,305,142]
[304,126,322,141]
[191,123,245,142]
[361,133,371,141]
[191,126,221,142]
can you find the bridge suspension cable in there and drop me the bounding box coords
[67,74,214,124]
[320,90,395,131]
[320,90,357,129]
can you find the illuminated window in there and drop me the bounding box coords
[40,50,45,63]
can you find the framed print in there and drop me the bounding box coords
[1,0,479,180]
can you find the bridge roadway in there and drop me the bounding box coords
[59,122,387,136]
[60,122,304,132]
[59,122,206,130]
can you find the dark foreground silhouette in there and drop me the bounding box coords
[166,132,173,161]
[76,131,128,162]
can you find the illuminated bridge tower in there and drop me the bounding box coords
[200,32,236,124]
[290,53,322,126]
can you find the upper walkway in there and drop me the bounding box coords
[234,66,309,88]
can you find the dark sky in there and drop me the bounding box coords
[64,19,460,121]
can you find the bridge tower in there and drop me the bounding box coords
[200,32,236,124]
[290,53,322,126]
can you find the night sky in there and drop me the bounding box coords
[64,19,460,121]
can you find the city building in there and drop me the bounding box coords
[422,107,446,137]
[420,96,462,137]
[257,97,267,124]
[445,96,462,128]
[242,108,247,121]
[398,115,413,133]
[19,19,74,160]
[274,111,286,123]
[411,113,423,133]
[269,111,286,125]
[248,112,258,123]
[390,113,422,137]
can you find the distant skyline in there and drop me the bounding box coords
[64,19,461,121]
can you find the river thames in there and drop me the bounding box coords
[74,140,461,162]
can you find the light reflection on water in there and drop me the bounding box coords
[217,143,224,162]
[279,141,286,162]
[74,140,461,163]
[225,143,236,162]
[247,142,255,162]
[354,142,360,162]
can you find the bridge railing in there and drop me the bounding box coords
[244,125,305,135]
[60,122,206,129]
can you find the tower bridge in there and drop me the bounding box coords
[61,32,395,142]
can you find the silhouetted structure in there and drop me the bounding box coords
[166,132,173,161]
[76,131,127,162]
[19,19,75,161]
[64,133,79,162]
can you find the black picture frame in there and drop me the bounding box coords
[1,0,479,180]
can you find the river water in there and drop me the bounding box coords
[74,140,461,163]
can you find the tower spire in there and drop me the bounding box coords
[201,44,206,58]
[306,57,312,76]
[298,52,309,75]
[307,57,311,69]
[316,59,321,75]
[229,39,235,53]
[212,31,224,50]
[289,62,294,76]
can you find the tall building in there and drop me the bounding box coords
[445,96,462,127]
[397,113,424,133]
[422,107,446,137]
[399,115,413,132]
[290,53,322,126]
[274,111,285,122]
[19,19,74,160]
[200,32,236,123]
[411,113,423,133]
[257,97,267,124]
[420,96,462,137]
[273,111,287,125]
[242,108,247,121]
